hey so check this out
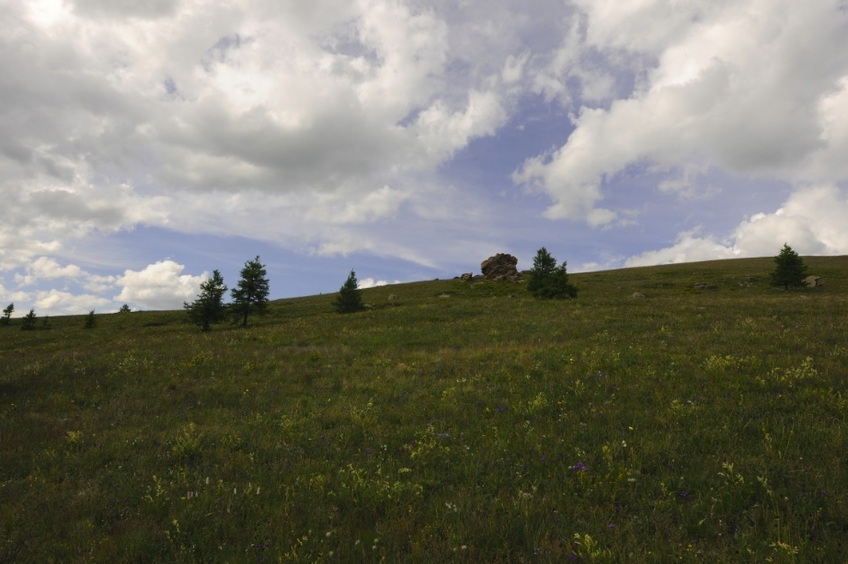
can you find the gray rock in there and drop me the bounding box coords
[480,253,519,281]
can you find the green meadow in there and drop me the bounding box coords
[2,256,847,561]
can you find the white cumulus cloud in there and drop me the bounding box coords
[515,0,848,224]
[625,185,848,267]
[115,260,205,311]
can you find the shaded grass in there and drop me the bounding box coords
[1,256,847,561]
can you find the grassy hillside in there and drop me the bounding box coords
[2,256,847,561]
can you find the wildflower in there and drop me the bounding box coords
[569,462,587,472]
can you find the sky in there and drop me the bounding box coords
[3,0,848,316]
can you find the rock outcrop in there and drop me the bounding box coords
[805,275,821,287]
[480,253,519,281]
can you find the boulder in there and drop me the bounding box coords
[481,253,519,281]
[804,275,821,287]
[460,272,474,282]
[630,292,646,299]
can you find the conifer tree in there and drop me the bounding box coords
[0,303,12,326]
[335,270,365,313]
[20,309,37,331]
[770,243,808,290]
[527,247,578,299]
[185,270,228,331]
[231,256,270,327]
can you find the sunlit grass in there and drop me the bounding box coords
[1,256,847,560]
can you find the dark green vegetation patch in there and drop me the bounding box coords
[1,256,847,561]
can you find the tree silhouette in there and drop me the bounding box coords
[231,256,270,327]
[0,303,13,326]
[20,309,37,331]
[527,247,578,299]
[770,244,808,290]
[335,270,365,313]
[185,270,228,331]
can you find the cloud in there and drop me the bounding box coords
[358,277,399,289]
[115,260,205,310]
[515,1,848,223]
[69,0,180,20]
[412,90,508,164]
[304,185,409,225]
[732,185,848,257]
[624,230,737,268]
[2,0,523,275]
[625,185,848,267]
[0,257,118,315]
[33,289,113,317]
[15,256,83,286]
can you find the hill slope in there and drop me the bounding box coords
[2,256,847,560]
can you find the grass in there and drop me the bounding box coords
[1,256,847,561]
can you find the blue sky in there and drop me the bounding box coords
[3,0,848,315]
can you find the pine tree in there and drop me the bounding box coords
[0,303,12,326]
[84,310,96,329]
[770,243,808,290]
[185,270,228,331]
[335,270,365,313]
[527,247,578,299]
[20,309,37,331]
[231,256,270,327]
